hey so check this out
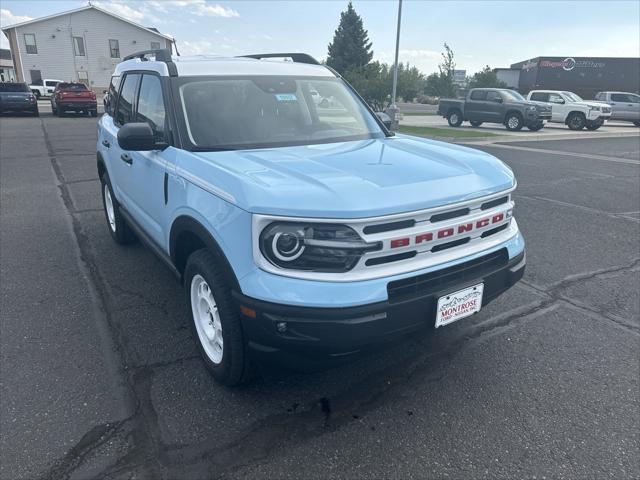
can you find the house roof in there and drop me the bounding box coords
[0,4,174,41]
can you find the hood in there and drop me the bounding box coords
[182,136,515,219]
[579,101,610,108]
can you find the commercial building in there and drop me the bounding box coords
[0,48,16,81]
[1,4,173,91]
[497,56,640,99]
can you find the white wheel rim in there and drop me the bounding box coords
[450,113,459,123]
[508,117,519,128]
[104,184,116,233]
[190,274,224,364]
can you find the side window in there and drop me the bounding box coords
[611,93,630,103]
[151,41,161,50]
[115,74,140,126]
[530,92,548,102]
[73,36,85,56]
[628,94,640,104]
[470,90,487,101]
[109,39,120,58]
[136,75,166,140]
[594,93,604,101]
[24,34,37,54]
[486,91,501,102]
[106,75,120,116]
[45,80,58,87]
[549,93,564,104]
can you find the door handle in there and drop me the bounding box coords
[101,139,110,148]
[120,153,133,165]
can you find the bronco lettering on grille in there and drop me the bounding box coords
[390,211,510,249]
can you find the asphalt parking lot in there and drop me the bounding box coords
[1,111,639,480]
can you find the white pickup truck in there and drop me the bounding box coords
[527,90,611,130]
[29,79,64,98]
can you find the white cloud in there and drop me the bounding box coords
[0,8,33,28]
[179,39,213,55]
[1,8,33,49]
[94,2,146,22]
[193,3,239,17]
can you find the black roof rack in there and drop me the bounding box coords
[122,48,178,76]
[240,53,320,65]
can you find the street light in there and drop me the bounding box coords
[386,0,403,129]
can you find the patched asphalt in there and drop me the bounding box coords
[1,112,638,479]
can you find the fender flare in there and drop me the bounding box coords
[169,215,240,290]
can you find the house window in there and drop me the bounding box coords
[24,34,37,54]
[109,39,120,58]
[151,41,160,50]
[73,36,85,56]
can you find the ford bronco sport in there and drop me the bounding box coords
[98,49,526,385]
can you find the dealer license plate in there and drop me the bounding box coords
[435,283,484,328]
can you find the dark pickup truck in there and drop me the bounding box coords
[0,82,39,116]
[438,88,551,131]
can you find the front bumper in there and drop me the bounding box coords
[235,247,525,368]
[525,110,551,125]
[587,111,611,121]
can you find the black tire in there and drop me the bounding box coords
[469,120,483,127]
[90,110,98,117]
[567,112,586,130]
[100,172,136,244]
[447,109,463,127]
[32,90,40,99]
[184,249,253,386]
[585,120,602,131]
[527,121,544,131]
[505,112,523,131]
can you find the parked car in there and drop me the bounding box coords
[29,79,63,98]
[527,90,611,130]
[0,82,38,116]
[51,82,98,117]
[438,88,552,131]
[98,50,525,385]
[594,91,640,126]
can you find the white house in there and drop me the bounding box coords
[0,48,16,81]
[1,4,174,91]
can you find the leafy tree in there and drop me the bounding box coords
[345,62,390,111]
[327,2,373,75]
[397,63,425,102]
[424,43,456,97]
[467,66,507,89]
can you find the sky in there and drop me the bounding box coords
[1,0,639,75]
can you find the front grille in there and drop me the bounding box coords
[387,248,509,302]
[602,107,611,113]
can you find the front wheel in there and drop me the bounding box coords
[567,112,586,130]
[185,249,253,386]
[447,109,463,127]
[527,121,544,131]
[505,113,523,131]
[469,120,483,127]
[100,172,136,244]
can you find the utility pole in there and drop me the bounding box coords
[386,0,403,129]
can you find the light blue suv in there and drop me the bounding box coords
[98,50,526,385]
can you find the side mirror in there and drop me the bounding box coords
[375,111,392,129]
[102,90,108,94]
[117,123,167,151]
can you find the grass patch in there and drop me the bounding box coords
[397,125,501,138]
[401,111,437,116]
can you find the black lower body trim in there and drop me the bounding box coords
[234,249,526,369]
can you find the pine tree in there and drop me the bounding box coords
[326,2,373,75]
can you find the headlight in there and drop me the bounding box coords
[590,106,601,111]
[526,106,537,111]
[259,222,381,272]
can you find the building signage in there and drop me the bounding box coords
[539,57,606,70]
[520,60,538,71]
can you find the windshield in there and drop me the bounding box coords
[0,83,30,93]
[503,90,525,101]
[58,83,88,91]
[177,76,385,150]
[563,91,583,102]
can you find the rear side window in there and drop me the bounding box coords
[115,74,140,126]
[530,92,548,102]
[486,91,501,102]
[470,90,487,101]
[136,75,166,140]
[0,83,30,92]
[611,93,636,103]
[594,92,604,101]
